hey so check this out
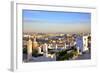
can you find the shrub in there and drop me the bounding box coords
[56,46,78,61]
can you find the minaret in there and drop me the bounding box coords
[27,36,32,61]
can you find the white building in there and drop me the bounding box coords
[43,43,48,57]
[76,35,89,53]
[83,36,89,52]
[38,47,42,54]
[48,44,52,49]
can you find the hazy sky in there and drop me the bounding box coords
[23,10,91,33]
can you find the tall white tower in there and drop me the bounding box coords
[27,36,32,61]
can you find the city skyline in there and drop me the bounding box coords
[23,10,91,33]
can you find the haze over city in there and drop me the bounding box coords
[23,10,91,33]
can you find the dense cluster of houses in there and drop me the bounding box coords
[23,33,91,61]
